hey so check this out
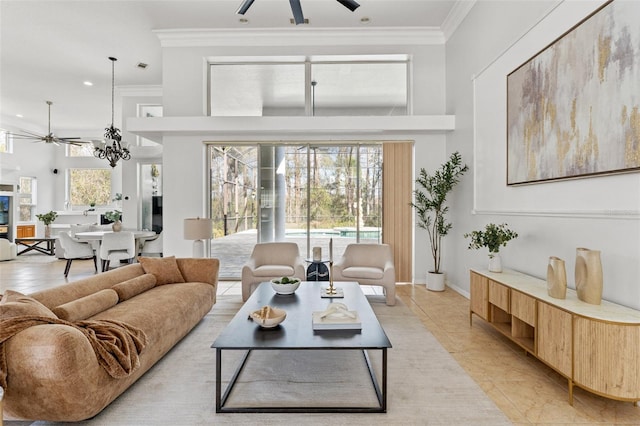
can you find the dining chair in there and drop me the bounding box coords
[99,231,136,271]
[139,231,163,257]
[58,231,97,277]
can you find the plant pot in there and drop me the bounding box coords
[112,220,122,232]
[426,271,445,291]
[488,253,502,273]
[44,225,51,238]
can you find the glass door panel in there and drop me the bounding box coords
[208,143,382,279]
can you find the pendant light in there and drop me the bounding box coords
[93,57,131,167]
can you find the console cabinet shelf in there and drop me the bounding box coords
[469,268,640,405]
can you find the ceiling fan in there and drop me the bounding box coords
[237,0,360,25]
[7,101,87,146]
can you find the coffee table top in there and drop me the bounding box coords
[212,281,391,350]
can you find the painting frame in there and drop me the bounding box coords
[506,0,640,185]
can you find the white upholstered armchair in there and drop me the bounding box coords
[332,243,396,305]
[58,232,97,277]
[241,242,306,301]
[99,231,136,271]
[0,238,17,261]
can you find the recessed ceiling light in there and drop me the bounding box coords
[239,18,249,24]
[15,114,23,118]
[83,81,93,86]
[360,17,371,24]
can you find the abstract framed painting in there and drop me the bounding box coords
[507,0,640,185]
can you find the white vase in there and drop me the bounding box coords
[547,256,567,299]
[488,253,502,273]
[426,271,445,291]
[112,220,122,232]
[575,247,603,305]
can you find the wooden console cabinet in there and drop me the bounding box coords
[470,268,640,405]
[16,224,35,238]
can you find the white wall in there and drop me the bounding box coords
[159,40,449,279]
[446,0,640,309]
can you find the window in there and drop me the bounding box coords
[68,169,111,206]
[208,55,409,117]
[68,143,95,157]
[0,129,12,153]
[18,176,36,222]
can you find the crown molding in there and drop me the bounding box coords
[441,0,476,41]
[154,27,445,47]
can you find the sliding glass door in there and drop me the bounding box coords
[208,143,382,279]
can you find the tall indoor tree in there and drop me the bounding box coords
[411,151,468,290]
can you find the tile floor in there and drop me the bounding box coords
[1,256,639,425]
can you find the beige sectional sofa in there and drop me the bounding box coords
[0,257,219,422]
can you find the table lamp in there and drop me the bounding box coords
[184,217,213,258]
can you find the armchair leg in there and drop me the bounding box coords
[64,259,72,277]
[92,256,98,273]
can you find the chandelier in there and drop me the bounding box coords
[93,57,131,167]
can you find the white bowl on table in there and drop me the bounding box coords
[270,277,301,295]
[250,306,287,328]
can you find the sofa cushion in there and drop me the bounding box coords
[138,256,185,285]
[0,290,58,319]
[112,274,157,301]
[52,289,119,321]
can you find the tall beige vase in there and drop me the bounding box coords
[546,256,567,299]
[575,247,603,305]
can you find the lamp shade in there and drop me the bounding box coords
[184,218,213,240]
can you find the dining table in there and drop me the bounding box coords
[74,230,157,272]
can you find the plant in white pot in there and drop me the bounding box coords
[464,223,518,273]
[411,151,468,291]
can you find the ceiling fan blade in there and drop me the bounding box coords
[236,0,255,15]
[336,0,360,12]
[7,130,44,139]
[289,0,305,25]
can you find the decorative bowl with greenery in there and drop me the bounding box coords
[271,276,301,295]
[103,210,122,223]
[36,211,58,226]
[464,223,518,256]
[411,151,468,276]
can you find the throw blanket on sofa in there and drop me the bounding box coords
[0,316,147,389]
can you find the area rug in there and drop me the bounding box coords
[15,295,510,426]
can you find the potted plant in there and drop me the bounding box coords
[88,201,96,211]
[411,151,468,291]
[104,210,122,232]
[36,210,58,238]
[464,223,518,273]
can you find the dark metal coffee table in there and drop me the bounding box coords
[211,281,392,413]
[15,237,56,256]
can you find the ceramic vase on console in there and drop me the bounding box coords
[488,252,502,273]
[112,220,122,232]
[575,247,603,305]
[44,225,51,238]
[546,256,567,299]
